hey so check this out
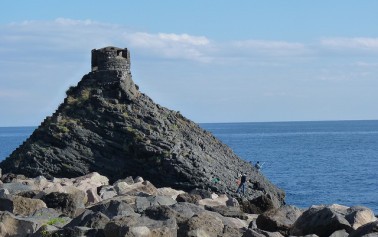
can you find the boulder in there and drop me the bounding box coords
[256,205,302,235]
[73,172,109,187]
[12,196,47,216]
[41,192,85,217]
[329,229,348,237]
[238,195,275,214]
[53,226,104,237]
[349,221,378,237]
[104,215,177,237]
[205,205,247,220]
[221,216,248,229]
[65,209,110,230]
[198,194,229,207]
[0,188,9,198]
[31,224,59,237]
[242,229,284,237]
[222,225,245,237]
[189,189,213,199]
[169,202,205,222]
[16,190,41,199]
[114,180,158,196]
[134,176,144,183]
[0,211,41,236]
[176,193,202,204]
[290,204,354,237]
[181,211,224,237]
[345,206,377,229]
[98,185,117,200]
[0,182,35,195]
[0,195,47,216]
[157,187,185,199]
[135,195,177,213]
[226,197,239,207]
[88,196,137,219]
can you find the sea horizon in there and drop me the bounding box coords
[1,120,378,213]
[1,118,378,128]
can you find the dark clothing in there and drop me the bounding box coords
[236,174,247,195]
[240,175,246,183]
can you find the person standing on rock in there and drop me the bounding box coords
[236,173,247,196]
[255,161,262,172]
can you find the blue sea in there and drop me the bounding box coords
[1,121,378,213]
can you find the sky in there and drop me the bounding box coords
[1,1,378,126]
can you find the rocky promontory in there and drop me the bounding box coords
[0,46,284,205]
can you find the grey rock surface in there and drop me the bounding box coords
[256,205,302,235]
[349,220,378,237]
[290,205,354,237]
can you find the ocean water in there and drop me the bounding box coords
[1,121,378,213]
[200,120,378,214]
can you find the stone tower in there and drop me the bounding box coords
[91,46,130,73]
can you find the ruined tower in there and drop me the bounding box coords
[91,46,131,73]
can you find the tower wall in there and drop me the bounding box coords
[91,47,130,72]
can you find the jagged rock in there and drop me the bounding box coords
[98,185,117,200]
[189,188,213,199]
[349,221,378,237]
[54,226,104,237]
[104,215,177,237]
[157,187,185,199]
[134,176,144,183]
[198,194,229,207]
[0,182,35,195]
[329,229,349,237]
[65,209,110,230]
[242,229,284,237]
[88,196,137,219]
[345,206,377,230]
[0,46,284,206]
[226,197,240,207]
[1,173,17,183]
[41,192,85,217]
[0,188,9,198]
[181,211,224,237]
[114,180,158,196]
[221,225,245,237]
[176,193,202,204]
[11,196,47,216]
[204,205,247,220]
[238,194,278,214]
[290,204,354,237]
[255,205,302,235]
[16,190,41,199]
[0,211,41,236]
[31,224,59,237]
[221,216,248,229]
[0,195,47,216]
[135,195,177,213]
[30,207,68,226]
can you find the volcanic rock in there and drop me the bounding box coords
[0,46,284,204]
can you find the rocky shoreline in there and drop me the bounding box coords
[0,171,376,237]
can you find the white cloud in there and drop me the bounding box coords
[124,32,213,62]
[320,37,378,51]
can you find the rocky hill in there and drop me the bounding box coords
[0,46,284,205]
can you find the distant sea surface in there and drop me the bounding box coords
[1,121,378,213]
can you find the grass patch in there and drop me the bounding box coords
[46,217,66,225]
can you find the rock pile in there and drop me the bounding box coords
[0,172,376,237]
[0,46,284,205]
